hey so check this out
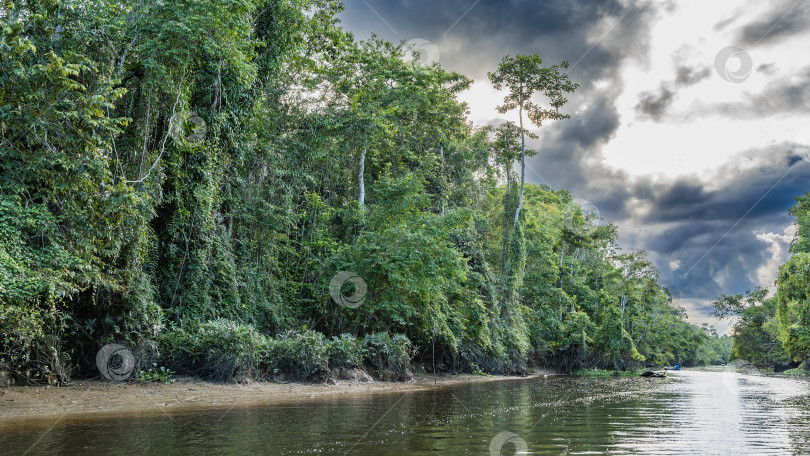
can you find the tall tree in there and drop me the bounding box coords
[488,55,578,226]
[490,122,537,271]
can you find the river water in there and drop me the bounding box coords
[2,370,809,455]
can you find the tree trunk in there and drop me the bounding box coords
[514,105,525,227]
[358,147,366,206]
[501,213,509,273]
[440,142,445,216]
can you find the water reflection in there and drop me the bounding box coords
[1,370,808,455]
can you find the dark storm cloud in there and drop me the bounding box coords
[517,89,626,192]
[522,111,810,302]
[737,0,810,46]
[641,162,802,225]
[616,148,810,299]
[341,0,654,85]
[560,91,621,149]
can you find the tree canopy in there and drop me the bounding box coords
[0,0,728,385]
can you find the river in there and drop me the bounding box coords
[2,369,809,455]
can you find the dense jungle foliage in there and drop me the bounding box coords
[0,0,729,385]
[713,194,810,373]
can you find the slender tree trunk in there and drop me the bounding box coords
[514,104,525,227]
[501,214,509,273]
[440,142,445,216]
[432,319,437,385]
[358,147,366,206]
[505,153,513,192]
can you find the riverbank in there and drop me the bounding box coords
[0,369,560,424]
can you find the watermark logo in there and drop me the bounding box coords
[719,363,789,430]
[794,127,810,162]
[96,343,136,381]
[720,361,760,397]
[489,431,528,456]
[404,38,440,66]
[169,110,206,148]
[562,199,601,236]
[714,46,752,83]
[329,271,367,309]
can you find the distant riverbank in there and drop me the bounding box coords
[0,370,559,423]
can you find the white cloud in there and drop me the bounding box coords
[679,298,732,335]
[752,224,796,290]
[601,0,810,179]
[457,80,519,126]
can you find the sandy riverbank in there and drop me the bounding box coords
[0,370,559,424]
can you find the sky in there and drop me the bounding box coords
[338,0,810,333]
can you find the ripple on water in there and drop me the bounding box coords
[2,370,809,455]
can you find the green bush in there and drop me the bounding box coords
[327,334,366,369]
[782,368,809,377]
[159,327,194,371]
[0,302,71,385]
[136,363,175,383]
[161,319,267,381]
[197,319,268,380]
[363,332,415,380]
[266,329,329,381]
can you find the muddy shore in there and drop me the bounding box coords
[0,370,559,425]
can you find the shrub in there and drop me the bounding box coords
[266,329,328,381]
[460,340,511,374]
[363,332,415,380]
[783,368,809,377]
[136,363,175,383]
[0,302,72,385]
[161,319,267,381]
[159,326,194,371]
[196,319,268,380]
[327,334,366,369]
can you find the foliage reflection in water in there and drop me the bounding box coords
[2,370,810,455]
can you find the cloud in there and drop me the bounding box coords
[634,64,710,121]
[340,0,657,85]
[635,85,674,121]
[757,63,777,75]
[675,65,711,86]
[737,0,810,46]
[618,148,808,300]
[714,10,744,32]
[753,226,795,289]
[694,66,810,119]
[521,118,810,305]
